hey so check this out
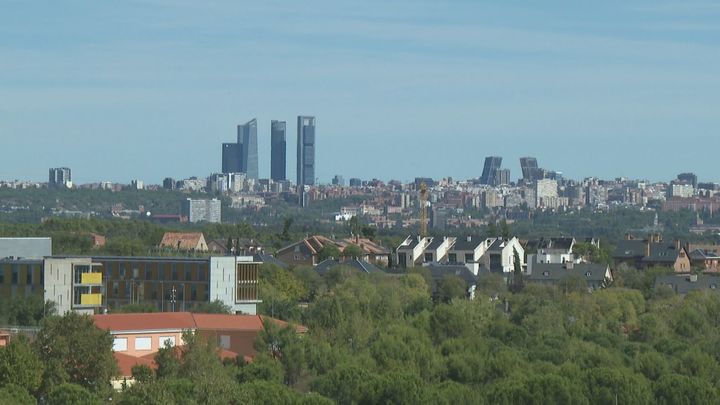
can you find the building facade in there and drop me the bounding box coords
[0,255,261,316]
[297,116,316,187]
[479,156,502,185]
[271,120,287,181]
[49,167,72,189]
[222,143,242,174]
[180,198,222,223]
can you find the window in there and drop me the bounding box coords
[26,267,33,285]
[424,253,433,262]
[543,271,549,276]
[0,267,4,284]
[112,282,119,297]
[465,253,473,263]
[219,335,231,349]
[448,253,457,263]
[119,263,127,279]
[184,263,191,281]
[113,338,128,352]
[11,265,18,285]
[135,337,152,351]
[159,336,176,348]
[585,271,592,277]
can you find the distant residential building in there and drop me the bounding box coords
[130,180,144,190]
[669,183,694,198]
[349,178,362,187]
[479,156,502,185]
[270,120,287,181]
[492,168,510,186]
[396,236,433,268]
[163,177,176,190]
[527,262,612,291]
[613,236,691,272]
[276,235,341,267]
[314,258,383,276]
[536,179,559,208]
[49,167,72,189]
[222,143,242,174]
[655,274,720,296]
[480,237,525,274]
[332,175,345,186]
[159,232,209,252]
[297,116,316,187]
[181,198,221,223]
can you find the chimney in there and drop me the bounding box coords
[565,262,574,269]
[689,274,698,283]
[675,239,681,250]
[467,236,472,242]
[645,240,651,257]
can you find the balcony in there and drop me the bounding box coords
[80,272,102,285]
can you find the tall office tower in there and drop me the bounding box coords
[479,156,502,185]
[520,157,541,182]
[677,172,698,189]
[221,143,242,174]
[49,167,72,189]
[237,118,258,179]
[297,116,316,187]
[270,120,287,181]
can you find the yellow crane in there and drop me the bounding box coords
[419,182,428,237]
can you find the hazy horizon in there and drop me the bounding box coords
[2,1,719,184]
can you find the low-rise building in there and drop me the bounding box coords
[527,262,612,291]
[158,232,209,252]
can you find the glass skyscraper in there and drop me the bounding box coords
[297,116,316,187]
[480,156,502,185]
[520,157,541,182]
[221,143,242,174]
[270,120,286,181]
[237,118,258,179]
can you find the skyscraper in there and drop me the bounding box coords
[221,143,242,174]
[270,120,287,181]
[520,157,541,182]
[297,116,316,187]
[480,156,502,185]
[237,119,258,179]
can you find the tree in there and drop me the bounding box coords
[193,299,232,314]
[342,244,364,259]
[509,247,524,293]
[654,374,717,405]
[2,296,56,326]
[131,364,154,384]
[360,225,376,240]
[317,244,341,261]
[46,383,101,405]
[0,384,35,405]
[33,313,118,395]
[114,302,157,313]
[255,320,307,386]
[437,275,467,302]
[0,336,44,394]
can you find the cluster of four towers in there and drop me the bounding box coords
[221,116,316,187]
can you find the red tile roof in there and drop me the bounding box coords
[159,232,206,250]
[114,351,156,377]
[192,314,264,331]
[94,312,196,332]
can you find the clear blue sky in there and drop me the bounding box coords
[1,1,719,184]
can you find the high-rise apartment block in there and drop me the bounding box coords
[536,179,559,208]
[271,120,287,181]
[181,198,222,223]
[677,172,698,189]
[49,167,72,189]
[297,116,316,187]
[480,157,502,185]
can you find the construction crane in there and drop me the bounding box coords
[419,182,428,237]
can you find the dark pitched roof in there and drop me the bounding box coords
[451,236,484,251]
[314,258,383,275]
[425,263,477,285]
[655,274,720,295]
[487,238,504,252]
[642,243,683,263]
[254,253,288,269]
[425,237,444,251]
[528,263,611,283]
[688,249,720,261]
[398,235,422,250]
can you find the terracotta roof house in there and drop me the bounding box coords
[159,232,209,252]
[94,311,307,388]
[339,237,391,267]
[275,236,343,267]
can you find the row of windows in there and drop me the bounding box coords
[100,261,209,282]
[0,264,44,286]
[108,281,206,302]
[113,335,176,352]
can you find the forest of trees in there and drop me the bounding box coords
[2,263,719,404]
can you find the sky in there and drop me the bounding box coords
[1,0,719,184]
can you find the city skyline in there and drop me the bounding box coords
[2,1,719,183]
